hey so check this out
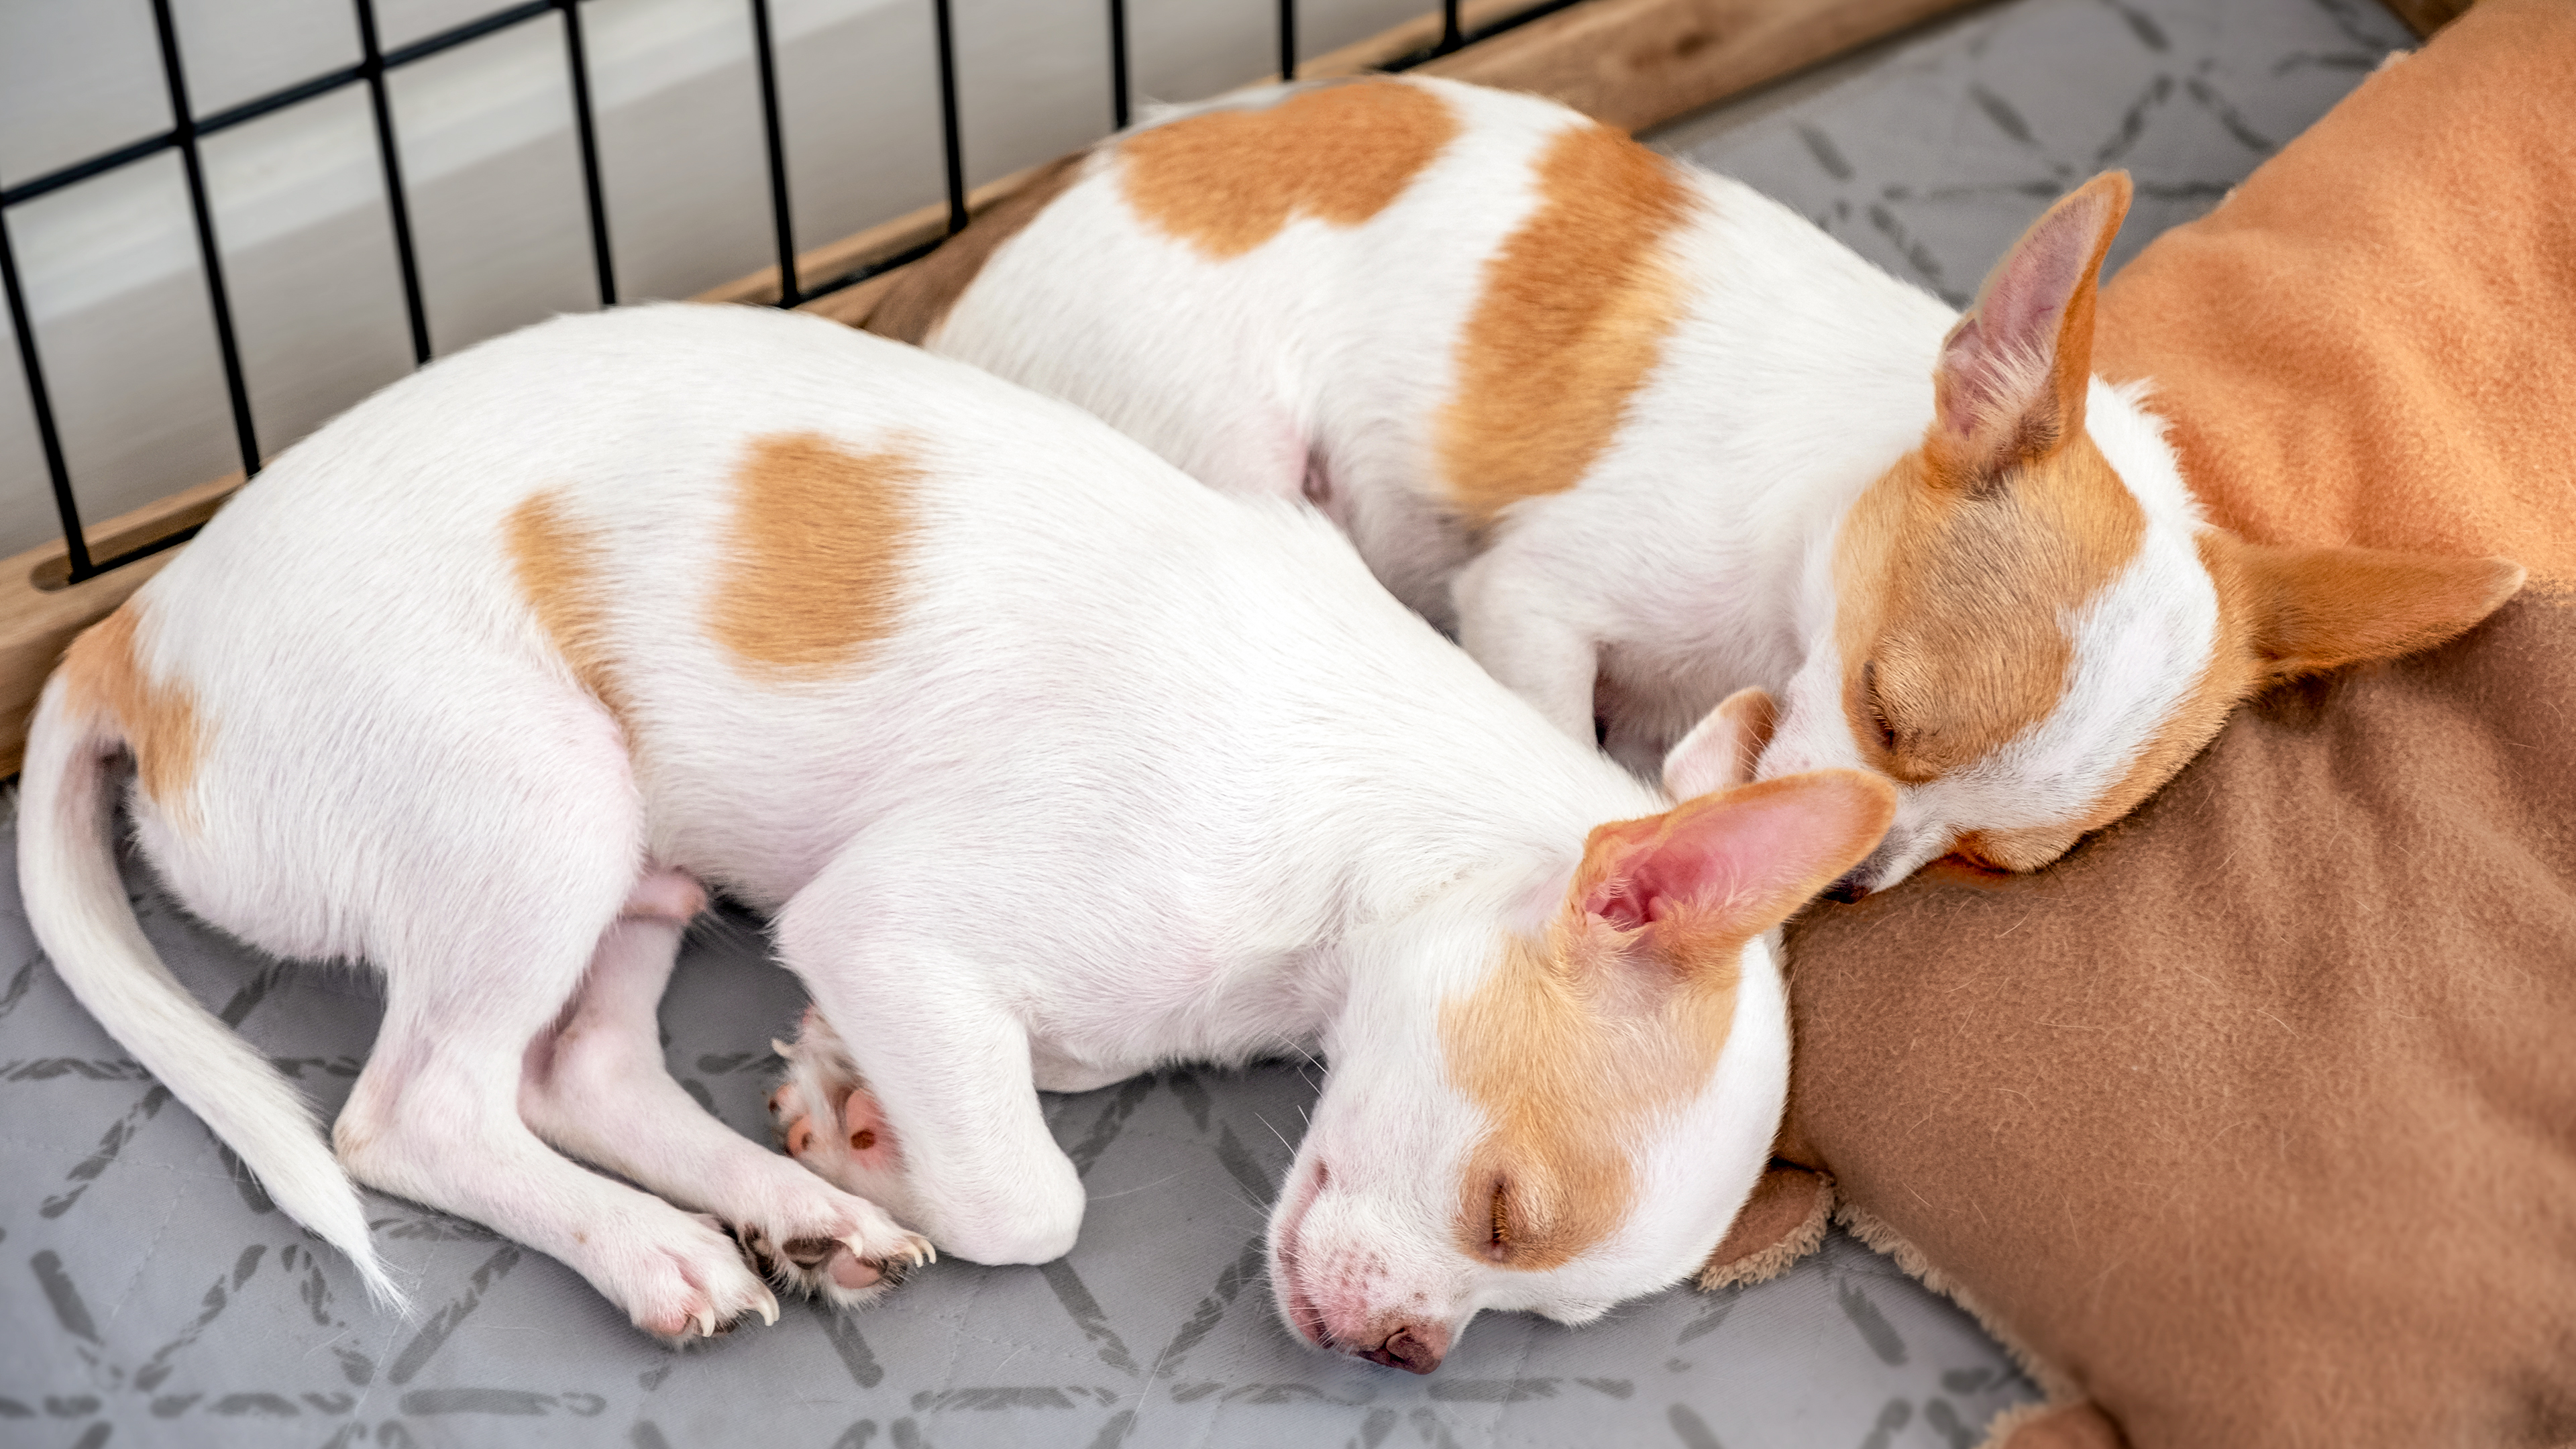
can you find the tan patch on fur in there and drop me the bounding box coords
[506,490,634,727]
[1832,433,2147,789]
[865,152,1091,345]
[60,602,204,820]
[1117,80,1458,260]
[708,433,922,676]
[1949,535,2246,872]
[1441,917,1740,1273]
[1946,535,2524,873]
[1442,775,1890,1267]
[1437,120,1693,531]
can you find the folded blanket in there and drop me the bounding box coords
[1719,3,2576,1444]
[2090,0,2576,586]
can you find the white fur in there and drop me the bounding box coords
[924,75,2220,890]
[17,303,1845,1357]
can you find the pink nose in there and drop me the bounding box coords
[1354,1324,1448,1375]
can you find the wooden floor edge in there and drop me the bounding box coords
[0,0,1991,780]
[0,472,241,774]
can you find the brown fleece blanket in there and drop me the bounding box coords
[1723,3,2576,1446]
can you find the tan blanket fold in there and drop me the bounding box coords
[2090,0,2576,583]
[1762,2,2576,1445]
[1781,593,2576,1448]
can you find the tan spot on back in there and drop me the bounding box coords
[865,152,1092,345]
[708,433,922,676]
[1440,905,1740,1273]
[1832,431,2147,788]
[1116,79,1459,260]
[61,602,205,821]
[1437,121,1693,532]
[506,490,634,728]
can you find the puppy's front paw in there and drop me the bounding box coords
[759,1006,930,1306]
[626,1212,781,1344]
[769,1008,908,1183]
[741,1197,935,1309]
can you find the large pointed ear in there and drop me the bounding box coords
[1662,688,1778,800]
[1930,171,2131,481]
[2216,538,2526,681]
[1575,771,1896,950]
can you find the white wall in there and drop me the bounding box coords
[0,0,1432,559]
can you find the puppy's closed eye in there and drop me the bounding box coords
[1862,661,1898,754]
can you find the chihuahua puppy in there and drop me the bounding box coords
[19,305,1890,1364]
[868,76,2523,893]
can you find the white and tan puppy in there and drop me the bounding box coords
[17,304,1893,1364]
[870,76,2524,894]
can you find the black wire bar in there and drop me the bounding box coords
[0,213,90,580]
[1108,0,1131,131]
[748,0,801,306]
[354,0,434,364]
[1,0,563,210]
[2,0,578,586]
[557,0,619,306]
[7,0,1580,585]
[930,0,969,236]
[149,0,264,485]
[1381,0,1584,71]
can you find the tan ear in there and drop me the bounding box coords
[1930,172,2131,481]
[1574,770,1896,951]
[2221,539,2526,680]
[1661,688,1778,800]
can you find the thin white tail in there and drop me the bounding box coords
[17,672,409,1314]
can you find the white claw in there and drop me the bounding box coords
[770,1038,796,1060]
[754,1285,780,1327]
[694,1309,717,1339]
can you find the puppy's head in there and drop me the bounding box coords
[1758,171,2523,894]
[1272,748,1891,1373]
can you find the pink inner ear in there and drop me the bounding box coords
[1586,877,1650,933]
[1620,813,1784,928]
[1580,774,1896,942]
[1939,219,2085,439]
[1937,179,2124,450]
[1978,206,2095,362]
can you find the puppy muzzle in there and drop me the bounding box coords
[1354,1322,1450,1375]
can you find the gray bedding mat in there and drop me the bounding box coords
[0,815,2033,1449]
[0,0,2408,1444]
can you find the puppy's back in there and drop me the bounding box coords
[133,305,1583,918]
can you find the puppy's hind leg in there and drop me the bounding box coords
[520,869,930,1308]
[331,749,775,1340]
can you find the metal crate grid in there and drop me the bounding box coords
[0,0,1569,588]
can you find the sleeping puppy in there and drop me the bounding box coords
[866,75,2524,894]
[18,304,1892,1364]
